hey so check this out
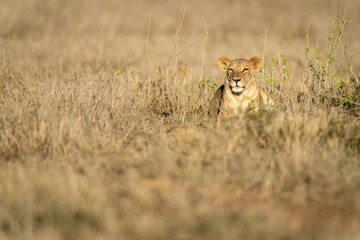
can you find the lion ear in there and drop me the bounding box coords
[248,56,263,72]
[217,57,232,72]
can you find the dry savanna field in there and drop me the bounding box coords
[1,0,360,239]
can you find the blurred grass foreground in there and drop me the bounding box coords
[1,0,360,239]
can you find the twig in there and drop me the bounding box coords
[146,12,152,63]
[261,28,267,85]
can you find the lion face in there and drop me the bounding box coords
[217,56,263,95]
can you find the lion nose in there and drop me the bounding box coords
[233,79,241,84]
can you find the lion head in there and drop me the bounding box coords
[217,56,263,95]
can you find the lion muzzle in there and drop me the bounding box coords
[230,85,245,94]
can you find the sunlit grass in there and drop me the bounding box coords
[0,0,360,239]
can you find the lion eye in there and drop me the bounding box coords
[242,68,249,73]
[228,68,234,73]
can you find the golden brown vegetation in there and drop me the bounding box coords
[1,0,360,239]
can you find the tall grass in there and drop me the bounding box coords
[0,0,360,239]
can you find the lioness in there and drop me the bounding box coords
[208,56,272,120]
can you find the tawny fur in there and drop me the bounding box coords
[208,56,272,119]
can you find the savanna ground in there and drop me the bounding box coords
[1,0,360,239]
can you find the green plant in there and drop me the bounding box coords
[198,78,218,90]
[304,5,359,114]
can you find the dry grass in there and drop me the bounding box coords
[1,0,360,239]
